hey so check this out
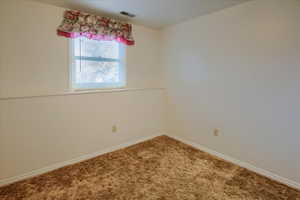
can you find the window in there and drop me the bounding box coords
[70,37,126,90]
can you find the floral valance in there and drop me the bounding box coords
[57,10,135,46]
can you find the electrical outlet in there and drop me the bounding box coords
[213,128,220,136]
[112,125,117,133]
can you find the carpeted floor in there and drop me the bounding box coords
[0,136,299,200]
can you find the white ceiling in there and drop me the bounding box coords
[29,0,252,29]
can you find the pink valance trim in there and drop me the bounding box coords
[57,10,135,46]
[57,30,135,46]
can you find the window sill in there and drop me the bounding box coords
[71,86,127,92]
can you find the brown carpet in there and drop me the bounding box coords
[0,135,299,200]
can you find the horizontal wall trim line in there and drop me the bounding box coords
[167,134,300,191]
[0,88,165,101]
[0,133,163,187]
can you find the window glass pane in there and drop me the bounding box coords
[75,60,120,83]
[71,37,126,89]
[74,38,119,59]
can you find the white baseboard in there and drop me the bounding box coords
[166,134,300,191]
[0,133,162,187]
[2,133,300,191]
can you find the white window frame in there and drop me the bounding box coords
[69,38,126,90]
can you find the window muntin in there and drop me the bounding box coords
[70,37,126,90]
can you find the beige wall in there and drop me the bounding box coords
[0,0,163,98]
[0,90,166,179]
[0,0,166,180]
[162,0,300,183]
[1,0,300,186]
